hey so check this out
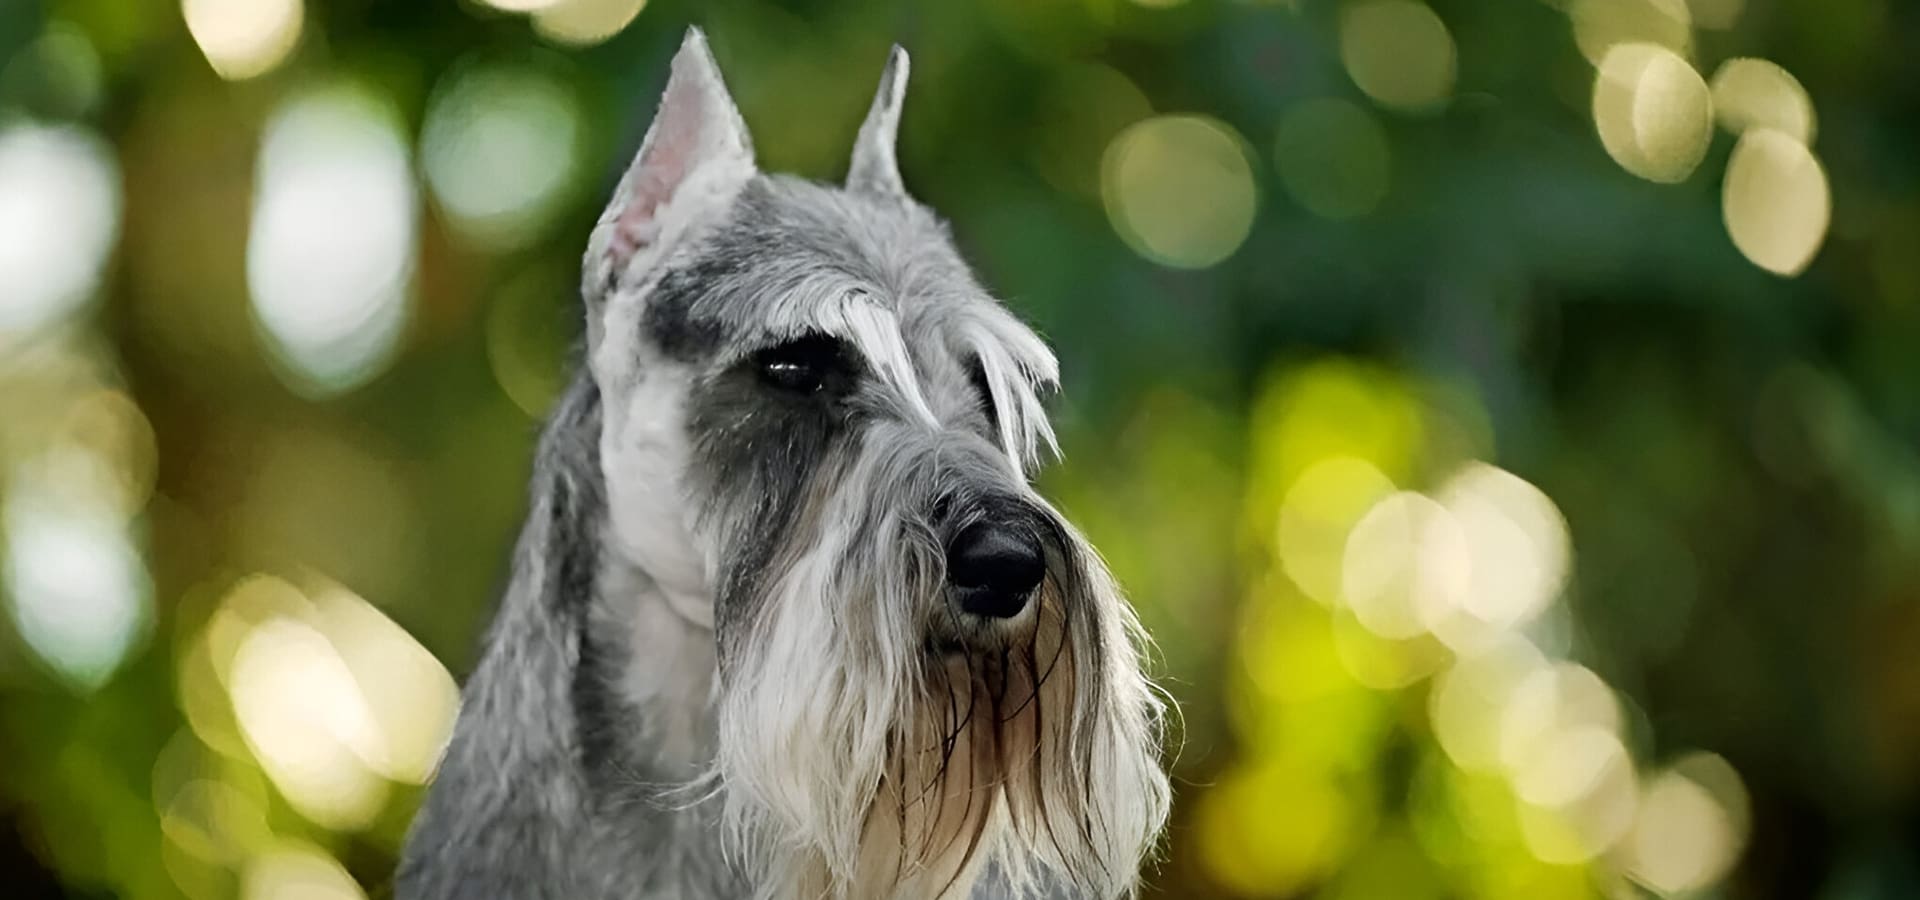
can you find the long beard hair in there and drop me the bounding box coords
[702,431,1170,899]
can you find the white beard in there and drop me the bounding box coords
[701,437,1170,900]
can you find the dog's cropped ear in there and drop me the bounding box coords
[846,45,909,197]
[589,27,755,291]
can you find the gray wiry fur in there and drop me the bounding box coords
[398,28,1170,900]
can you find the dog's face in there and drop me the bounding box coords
[580,30,1167,899]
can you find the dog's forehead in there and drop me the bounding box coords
[642,175,987,363]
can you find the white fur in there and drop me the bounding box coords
[604,555,718,771]
[830,295,940,430]
[598,361,717,629]
[964,306,1061,474]
[707,428,1169,900]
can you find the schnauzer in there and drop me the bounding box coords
[397,28,1170,900]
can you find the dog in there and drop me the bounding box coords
[396,28,1170,900]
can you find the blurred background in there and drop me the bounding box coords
[1,0,1916,897]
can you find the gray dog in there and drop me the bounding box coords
[397,28,1169,900]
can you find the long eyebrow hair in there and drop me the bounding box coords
[959,305,1061,474]
[813,292,940,429]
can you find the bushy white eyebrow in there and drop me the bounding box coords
[961,306,1060,473]
[730,278,939,430]
[825,294,939,429]
[711,260,1057,468]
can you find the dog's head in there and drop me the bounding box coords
[580,29,1168,899]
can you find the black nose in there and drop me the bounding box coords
[946,522,1045,619]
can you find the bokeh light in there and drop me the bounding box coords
[1329,607,1448,691]
[1,481,152,691]
[1569,0,1692,64]
[1342,491,1467,640]
[1196,755,1370,896]
[478,0,567,11]
[1672,750,1752,838]
[1710,58,1816,145]
[0,124,121,345]
[421,59,586,249]
[1512,726,1638,863]
[181,0,305,81]
[1338,0,1457,114]
[307,578,460,785]
[1278,456,1396,605]
[229,614,392,830]
[1622,753,1752,894]
[1273,98,1392,220]
[532,0,649,47]
[1101,115,1258,269]
[1431,636,1549,773]
[240,843,367,900]
[0,372,156,695]
[160,777,270,895]
[3,23,107,119]
[1247,360,1425,527]
[212,573,457,830]
[153,729,274,875]
[53,389,160,519]
[1428,463,1571,645]
[1593,43,1713,184]
[1513,725,1629,812]
[183,575,313,760]
[1497,663,1622,777]
[247,84,418,397]
[1237,598,1359,714]
[1722,128,1830,277]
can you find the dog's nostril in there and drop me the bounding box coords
[946,523,1044,618]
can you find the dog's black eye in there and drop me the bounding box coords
[754,334,852,395]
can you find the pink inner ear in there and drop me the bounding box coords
[611,79,710,263]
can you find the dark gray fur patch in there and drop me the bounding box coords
[687,357,855,658]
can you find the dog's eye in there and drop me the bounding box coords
[754,334,852,395]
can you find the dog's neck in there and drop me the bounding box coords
[398,373,738,899]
